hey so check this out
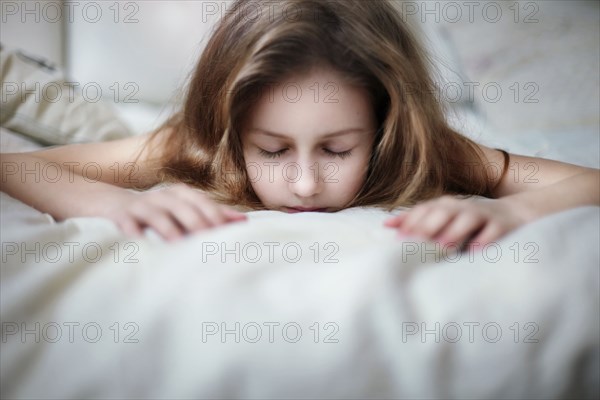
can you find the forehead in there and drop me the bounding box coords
[242,67,376,139]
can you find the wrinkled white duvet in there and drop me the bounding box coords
[1,183,599,398]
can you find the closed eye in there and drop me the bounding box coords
[258,148,287,159]
[258,148,353,159]
[324,149,352,159]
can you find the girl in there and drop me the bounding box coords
[1,0,598,250]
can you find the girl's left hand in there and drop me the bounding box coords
[383,195,531,250]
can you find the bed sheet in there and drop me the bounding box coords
[1,108,599,398]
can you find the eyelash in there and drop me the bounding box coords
[258,148,353,160]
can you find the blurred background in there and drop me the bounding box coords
[1,0,599,166]
[1,0,224,134]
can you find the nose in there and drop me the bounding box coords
[287,161,323,198]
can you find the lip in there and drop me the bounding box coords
[284,207,328,213]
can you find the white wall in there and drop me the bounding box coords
[65,1,227,106]
[0,0,64,66]
[1,0,229,106]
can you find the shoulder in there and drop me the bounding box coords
[474,142,595,198]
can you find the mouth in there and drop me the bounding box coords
[284,207,328,213]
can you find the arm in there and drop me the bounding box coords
[1,130,246,240]
[479,144,600,222]
[0,132,162,219]
[384,144,599,249]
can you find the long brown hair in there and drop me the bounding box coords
[143,0,494,211]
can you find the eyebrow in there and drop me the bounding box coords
[249,128,369,139]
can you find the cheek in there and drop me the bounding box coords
[334,158,370,193]
[244,161,283,201]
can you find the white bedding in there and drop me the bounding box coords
[1,124,599,399]
[2,0,600,397]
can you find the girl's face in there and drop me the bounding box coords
[240,66,378,213]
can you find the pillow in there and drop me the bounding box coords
[0,127,43,153]
[0,44,134,145]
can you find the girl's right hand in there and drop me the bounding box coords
[100,183,247,241]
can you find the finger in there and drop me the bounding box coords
[116,216,143,238]
[167,185,244,225]
[174,189,232,227]
[383,212,407,227]
[148,213,187,241]
[411,207,458,239]
[469,221,505,248]
[221,207,248,221]
[398,204,431,233]
[434,212,487,248]
[165,200,214,232]
[185,199,246,228]
[154,187,220,228]
[160,187,246,228]
[130,205,185,241]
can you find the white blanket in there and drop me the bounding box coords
[2,1,599,395]
[1,174,599,398]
